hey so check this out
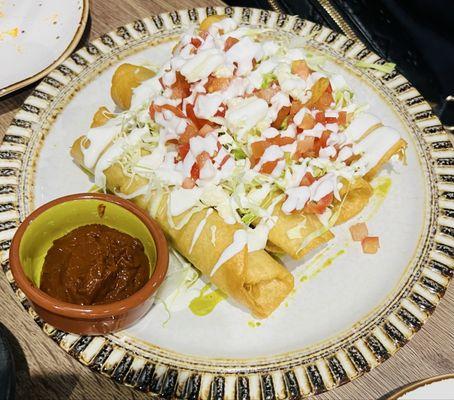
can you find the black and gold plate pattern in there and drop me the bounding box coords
[1,7,453,399]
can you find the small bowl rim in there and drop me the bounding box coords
[9,192,169,319]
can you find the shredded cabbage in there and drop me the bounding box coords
[261,73,277,89]
[355,61,396,74]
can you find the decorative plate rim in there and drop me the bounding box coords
[1,6,453,399]
[0,0,90,98]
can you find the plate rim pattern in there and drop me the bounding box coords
[1,6,453,399]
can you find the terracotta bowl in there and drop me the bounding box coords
[10,193,169,335]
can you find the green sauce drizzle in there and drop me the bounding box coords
[299,248,346,282]
[189,284,227,317]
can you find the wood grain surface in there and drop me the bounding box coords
[0,1,453,399]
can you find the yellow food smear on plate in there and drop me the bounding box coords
[320,249,346,270]
[0,27,19,41]
[299,248,346,282]
[366,176,392,219]
[247,321,262,328]
[189,284,227,316]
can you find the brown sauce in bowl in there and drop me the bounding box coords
[40,224,150,305]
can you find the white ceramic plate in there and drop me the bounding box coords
[1,7,453,399]
[389,375,454,400]
[0,0,89,97]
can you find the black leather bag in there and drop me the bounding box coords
[226,0,454,127]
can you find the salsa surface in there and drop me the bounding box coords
[40,224,150,305]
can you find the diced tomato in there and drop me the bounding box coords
[190,163,200,180]
[149,103,157,119]
[300,172,315,187]
[166,138,179,145]
[171,71,190,99]
[182,177,196,189]
[179,124,198,144]
[199,124,214,137]
[361,236,380,254]
[299,113,316,130]
[294,136,315,159]
[186,102,211,130]
[251,140,271,166]
[289,101,304,118]
[291,60,311,79]
[269,136,295,146]
[260,160,278,174]
[214,106,226,117]
[271,106,290,129]
[150,103,186,120]
[319,130,331,148]
[314,90,334,110]
[178,143,190,159]
[224,36,239,51]
[196,151,211,168]
[219,155,230,167]
[303,192,334,214]
[191,37,202,48]
[205,76,231,93]
[315,111,325,124]
[254,86,279,103]
[349,222,369,242]
[338,111,347,126]
[325,116,338,124]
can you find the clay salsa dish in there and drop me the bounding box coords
[9,193,169,335]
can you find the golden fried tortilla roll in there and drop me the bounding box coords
[152,197,294,318]
[111,63,155,110]
[267,201,334,260]
[72,144,294,318]
[90,106,115,128]
[70,114,122,171]
[352,126,407,181]
[332,178,373,226]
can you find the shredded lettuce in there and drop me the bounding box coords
[240,209,258,226]
[261,73,277,89]
[334,89,354,108]
[88,184,102,193]
[232,148,247,160]
[355,61,396,74]
[305,51,328,72]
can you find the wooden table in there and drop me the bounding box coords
[0,0,453,398]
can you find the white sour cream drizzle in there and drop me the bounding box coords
[210,225,217,246]
[344,112,382,142]
[189,208,213,254]
[210,229,247,277]
[169,188,203,216]
[82,118,123,169]
[94,127,148,187]
[353,126,401,173]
